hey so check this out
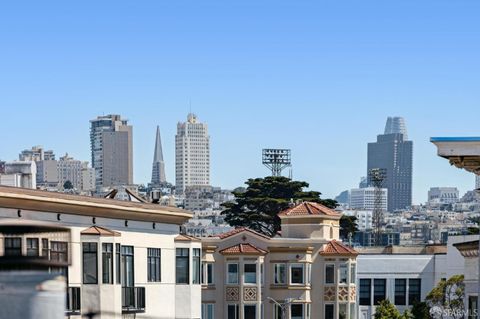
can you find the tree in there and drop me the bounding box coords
[63,180,74,190]
[411,301,431,319]
[426,275,465,319]
[340,215,358,241]
[221,176,337,237]
[374,300,402,319]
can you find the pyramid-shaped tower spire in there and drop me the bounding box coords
[151,126,166,184]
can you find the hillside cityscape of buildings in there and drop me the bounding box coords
[0,114,479,319]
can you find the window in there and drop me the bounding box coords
[395,279,407,305]
[193,248,201,284]
[350,264,356,284]
[290,264,304,284]
[408,279,421,305]
[274,263,286,284]
[325,264,335,284]
[42,239,49,258]
[202,303,214,319]
[273,304,282,319]
[202,262,214,285]
[4,237,22,256]
[83,242,98,284]
[147,248,161,282]
[339,303,347,319]
[176,248,189,284]
[325,304,334,319]
[291,304,304,319]
[115,243,121,284]
[339,263,348,284]
[51,241,68,262]
[373,279,386,305]
[244,305,256,319]
[359,279,371,305]
[227,263,239,284]
[227,304,239,319]
[26,238,39,256]
[468,296,478,319]
[102,243,113,284]
[121,246,134,287]
[244,264,257,284]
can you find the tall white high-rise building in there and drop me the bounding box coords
[175,113,210,194]
[90,114,133,190]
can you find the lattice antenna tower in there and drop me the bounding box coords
[262,149,292,177]
[368,168,387,246]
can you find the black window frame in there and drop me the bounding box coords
[147,248,161,282]
[408,279,421,305]
[50,241,68,262]
[325,304,334,319]
[82,242,98,284]
[26,238,39,256]
[116,243,121,284]
[395,279,407,305]
[192,248,201,284]
[41,238,49,258]
[290,263,304,285]
[102,243,113,284]
[176,248,190,284]
[121,245,134,287]
[244,304,256,319]
[359,279,372,305]
[374,279,387,305]
[325,264,335,284]
[4,237,22,256]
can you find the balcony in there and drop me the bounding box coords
[122,287,146,313]
[66,287,81,315]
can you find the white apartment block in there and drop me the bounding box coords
[0,161,37,189]
[201,202,357,319]
[57,153,84,190]
[0,186,201,319]
[427,187,459,205]
[175,113,210,194]
[349,188,387,212]
[342,210,373,231]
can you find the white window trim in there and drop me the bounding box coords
[226,262,239,285]
[325,263,335,285]
[243,263,257,285]
[289,263,305,285]
[273,263,287,285]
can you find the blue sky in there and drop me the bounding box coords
[0,1,479,203]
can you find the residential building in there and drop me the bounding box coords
[81,162,95,193]
[427,187,459,205]
[476,175,480,190]
[90,114,133,190]
[57,153,83,190]
[367,117,413,211]
[0,161,37,189]
[356,245,447,318]
[342,210,373,231]
[0,185,200,319]
[36,159,59,189]
[175,113,210,194]
[19,145,55,161]
[350,187,387,211]
[201,201,358,319]
[151,126,167,186]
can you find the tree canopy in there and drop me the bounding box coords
[340,215,358,241]
[426,275,465,319]
[374,300,412,319]
[63,180,74,190]
[221,176,337,237]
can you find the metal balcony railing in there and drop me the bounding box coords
[66,286,81,315]
[122,287,146,313]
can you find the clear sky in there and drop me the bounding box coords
[0,1,479,203]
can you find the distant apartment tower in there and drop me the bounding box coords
[175,113,210,194]
[57,153,84,190]
[427,187,459,205]
[90,114,133,189]
[151,126,166,185]
[350,187,388,211]
[367,117,413,211]
[36,159,59,189]
[476,175,480,190]
[19,145,55,161]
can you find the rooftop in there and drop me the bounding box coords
[320,240,358,256]
[220,243,268,255]
[278,202,341,218]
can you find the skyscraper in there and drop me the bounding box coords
[175,113,210,194]
[90,114,133,190]
[367,117,413,211]
[151,126,166,185]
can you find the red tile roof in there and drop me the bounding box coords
[81,225,121,237]
[278,202,341,217]
[217,227,271,240]
[220,243,268,255]
[320,240,358,256]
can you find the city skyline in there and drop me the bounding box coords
[0,1,479,203]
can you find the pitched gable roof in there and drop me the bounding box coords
[320,240,358,256]
[175,234,201,242]
[278,202,341,217]
[81,225,121,237]
[220,243,268,255]
[217,227,271,240]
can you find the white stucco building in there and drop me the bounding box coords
[0,185,201,319]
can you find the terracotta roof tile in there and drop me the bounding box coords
[81,225,121,237]
[220,243,268,255]
[320,240,358,256]
[278,202,340,217]
[217,227,271,240]
[175,234,201,242]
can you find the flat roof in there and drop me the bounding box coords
[0,186,192,225]
[430,137,480,142]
